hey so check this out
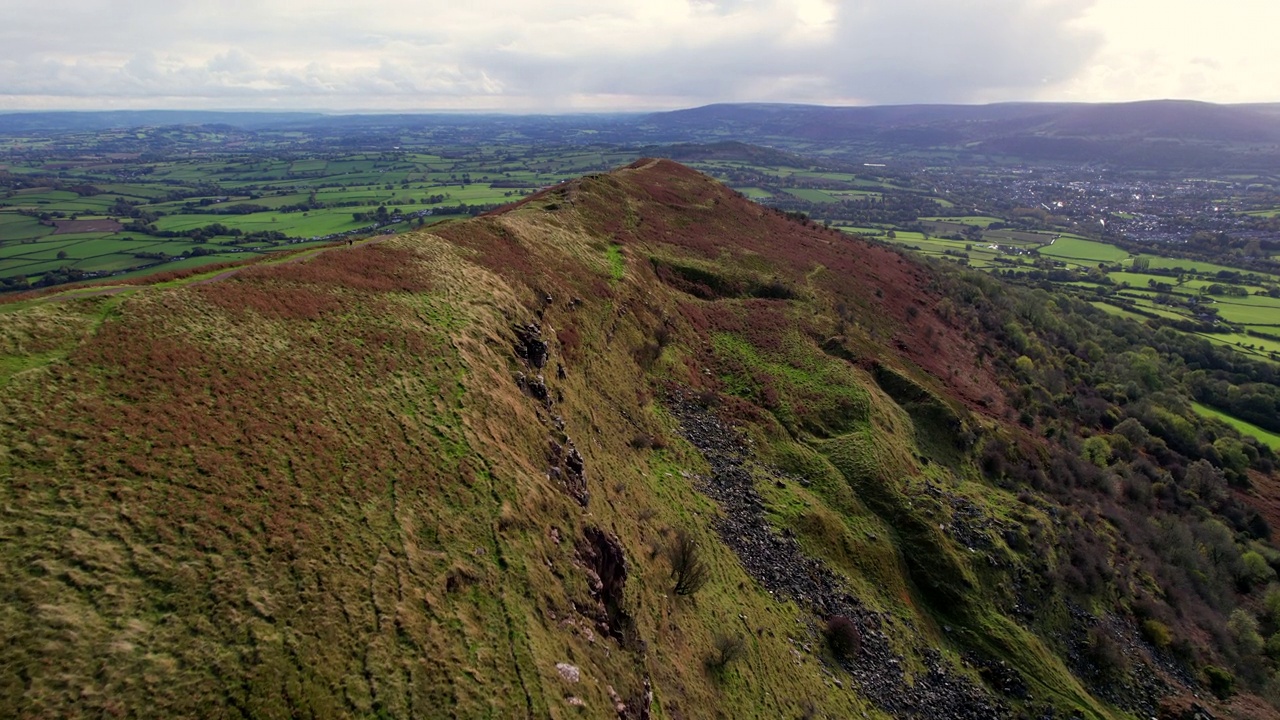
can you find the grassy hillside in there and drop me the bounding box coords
[2,160,1276,719]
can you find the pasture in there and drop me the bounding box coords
[1037,236,1130,264]
[1193,402,1280,449]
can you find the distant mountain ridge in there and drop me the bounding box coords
[4,99,1278,141]
[640,100,1280,153]
[3,100,1279,167]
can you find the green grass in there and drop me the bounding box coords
[1192,402,1280,449]
[1089,301,1151,321]
[1107,271,1181,288]
[1210,296,1280,325]
[1038,237,1129,264]
[1138,255,1244,275]
[606,243,625,282]
[0,213,59,241]
[152,209,373,237]
[920,216,1003,228]
[1191,331,1280,361]
[784,188,841,203]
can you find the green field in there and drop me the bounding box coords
[1038,236,1130,263]
[0,146,614,287]
[1192,402,1280,449]
[920,215,1003,227]
[1210,296,1280,325]
[152,209,375,238]
[1138,255,1244,275]
[1108,271,1178,288]
[783,188,841,203]
[1090,301,1152,322]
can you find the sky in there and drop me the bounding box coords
[0,0,1276,112]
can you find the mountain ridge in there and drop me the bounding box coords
[1,159,1276,718]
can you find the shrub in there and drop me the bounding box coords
[1204,665,1235,699]
[1266,586,1280,623]
[1084,627,1128,681]
[629,434,666,451]
[1265,633,1280,661]
[706,632,745,671]
[1141,619,1172,650]
[824,615,861,660]
[1241,551,1276,590]
[666,529,710,596]
[634,341,662,370]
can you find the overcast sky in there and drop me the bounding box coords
[0,0,1275,112]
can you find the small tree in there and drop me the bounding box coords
[666,529,710,596]
[1228,608,1264,657]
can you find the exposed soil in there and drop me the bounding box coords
[52,219,122,234]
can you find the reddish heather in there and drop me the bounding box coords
[570,159,1007,416]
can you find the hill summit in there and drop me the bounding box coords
[1,159,1273,718]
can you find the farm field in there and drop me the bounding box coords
[1139,255,1245,275]
[1038,236,1131,263]
[1090,301,1154,322]
[1210,295,1280,325]
[1108,271,1179,288]
[0,146,610,288]
[1192,402,1280,450]
[920,215,1003,227]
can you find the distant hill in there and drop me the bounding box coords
[0,110,324,133]
[6,100,1280,165]
[642,100,1280,142]
[640,100,1280,167]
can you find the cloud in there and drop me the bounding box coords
[455,0,1101,106]
[6,0,1265,111]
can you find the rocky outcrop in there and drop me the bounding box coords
[668,392,1009,719]
[576,527,632,645]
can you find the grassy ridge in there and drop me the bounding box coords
[9,159,1253,718]
[0,177,896,718]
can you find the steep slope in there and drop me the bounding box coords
[0,160,1267,719]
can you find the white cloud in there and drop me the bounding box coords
[1054,0,1280,103]
[0,0,1271,110]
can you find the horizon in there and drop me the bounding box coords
[2,97,1278,118]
